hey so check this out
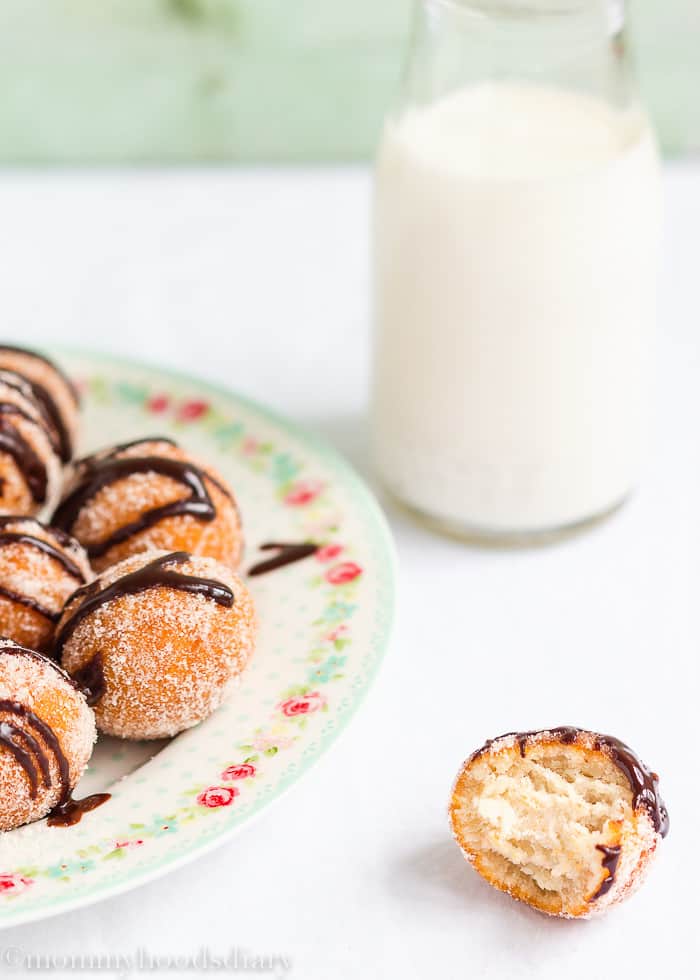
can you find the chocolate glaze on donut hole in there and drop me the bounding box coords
[57,550,256,741]
[0,640,96,832]
[0,370,64,518]
[0,516,91,654]
[0,345,80,464]
[52,437,243,573]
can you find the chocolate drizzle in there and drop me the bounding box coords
[0,406,48,502]
[0,641,80,690]
[0,368,70,462]
[248,542,318,577]
[72,652,106,707]
[0,699,70,804]
[53,551,235,661]
[0,645,80,805]
[53,441,231,559]
[102,436,177,455]
[475,726,669,837]
[591,844,621,900]
[47,792,111,828]
[0,644,111,828]
[0,526,86,580]
[0,520,87,621]
[26,379,73,462]
[0,585,60,622]
[0,345,79,462]
[0,344,80,406]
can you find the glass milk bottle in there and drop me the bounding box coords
[371,0,661,542]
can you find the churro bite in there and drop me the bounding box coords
[0,640,96,831]
[0,369,64,517]
[56,550,256,740]
[449,727,669,918]
[0,516,91,654]
[53,437,243,572]
[0,344,80,464]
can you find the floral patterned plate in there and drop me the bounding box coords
[0,350,395,926]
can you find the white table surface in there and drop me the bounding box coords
[0,165,697,978]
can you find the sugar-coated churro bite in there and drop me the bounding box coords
[52,437,243,573]
[0,344,80,465]
[56,550,256,740]
[0,516,91,654]
[449,727,668,918]
[0,640,96,831]
[0,369,64,518]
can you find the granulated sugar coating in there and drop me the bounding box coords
[0,371,63,518]
[0,345,80,464]
[58,550,257,740]
[0,641,96,831]
[449,728,667,918]
[0,516,91,653]
[54,438,243,573]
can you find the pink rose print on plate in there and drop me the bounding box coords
[326,624,350,642]
[0,874,33,896]
[251,732,294,753]
[325,562,363,585]
[222,763,256,781]
[147,393,170,414]
[279,691,326,717]
[315,543,344,563]
[115,839,145,849]
[284,479,324,506]
[177,399,209,422]
[196,785,239,809]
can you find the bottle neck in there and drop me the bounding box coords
[419,0,625,39]
[402,0,635,111]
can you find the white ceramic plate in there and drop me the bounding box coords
[0,350,395,926]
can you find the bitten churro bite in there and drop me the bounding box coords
[0,369,63,518]
[52,437,243,573]
[56,550,256,740]
[0,640,96,831]
[449,727,668,918]
[0,516,91,654]
[0,345,80,464]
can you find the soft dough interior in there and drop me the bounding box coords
[452,742,634,913]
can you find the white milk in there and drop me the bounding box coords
[372,82,660,536]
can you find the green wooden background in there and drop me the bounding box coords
[0,1,696,163]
